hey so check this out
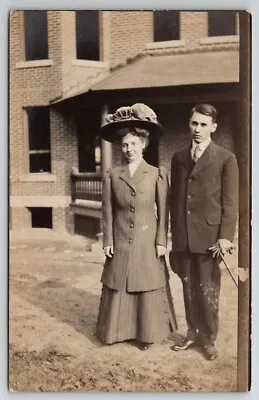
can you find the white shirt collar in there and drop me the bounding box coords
[128,156,143,176]
[192,137,211,152]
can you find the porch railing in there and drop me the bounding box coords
[71,171,102,202]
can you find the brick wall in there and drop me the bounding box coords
[180,11,239,52]
[50,109,78,194]
[101,11,111,63]
[158,102,236,171]
[111,143,123,167]
[10,11,79,231]
[11,109,78,196]
[181,12,208,48]
[108,11,153,68]
[107,102,236,172]
[145,11,239,56]
[10,11,62,182]
[10,207,31,230]
[10,206,74,233]
[105,11,239,66]
[52,207,71,232]
[60,11,109,98]
[10,10,239,234]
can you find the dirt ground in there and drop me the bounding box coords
[9,246,238,392]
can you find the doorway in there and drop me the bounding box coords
[77,108,101,172]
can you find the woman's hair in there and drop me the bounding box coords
[190,104,217,123]
[116,127,150,148]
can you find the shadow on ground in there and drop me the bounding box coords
[12,275,101,346]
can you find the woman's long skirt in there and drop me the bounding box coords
[96,282,177,344]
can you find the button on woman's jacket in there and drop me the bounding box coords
[101,160,169,292]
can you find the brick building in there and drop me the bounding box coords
[9,10,240,239]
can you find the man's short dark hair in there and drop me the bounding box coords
[190,104,217,123]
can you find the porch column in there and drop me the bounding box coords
[101,105,112,172]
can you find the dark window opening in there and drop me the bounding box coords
[154,11,180,42]
[29,153,51,173]
[24,11,48,61]
[26,106,51,173]
[76,11,100,61]
[77,108,101,172]
[28,207,52,228]
[208,11,237,37]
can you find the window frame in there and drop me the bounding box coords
[28,207,53,229]
[75,10,101,61]
[208,11,237,37]
[153,10,180,43]
[24,106,51,174]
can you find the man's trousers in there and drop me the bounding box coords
[174,251,221,345]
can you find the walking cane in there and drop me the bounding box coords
[218,250,238,288]
[209,243,238,288]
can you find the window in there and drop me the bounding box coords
[153,11,180,42]
[28,207,52,228]
[76,11,100,61]
[26,107,51,173]
[24,11,48,60]
[208,11,237,37]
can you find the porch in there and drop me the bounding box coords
[52,49,240,242]
[70,170,103,240]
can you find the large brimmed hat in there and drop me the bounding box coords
[100,103,164,143]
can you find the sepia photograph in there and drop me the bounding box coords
[9,9,250,392]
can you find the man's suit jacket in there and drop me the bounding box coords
[170,140,239,254]
[101,160,170,292]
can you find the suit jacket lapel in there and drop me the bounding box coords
[132,159,150,185]
[177,147,194,172]
[118,160,149,190]
[118,165,136,191]
[190,141,217,177]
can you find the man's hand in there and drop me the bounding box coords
[104,246,114,258]
[156,245,166,257]
[217,239,235,254]
[208,239,236,257]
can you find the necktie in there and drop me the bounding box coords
[192,145,200,163]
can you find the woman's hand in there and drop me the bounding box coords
[156,245,166,257]
[104,246,114,258]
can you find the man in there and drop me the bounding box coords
[170,104,238,360]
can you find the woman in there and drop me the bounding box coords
[96,103,177,350]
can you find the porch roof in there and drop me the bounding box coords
[91,50,239,91]
[50,49,239,107]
